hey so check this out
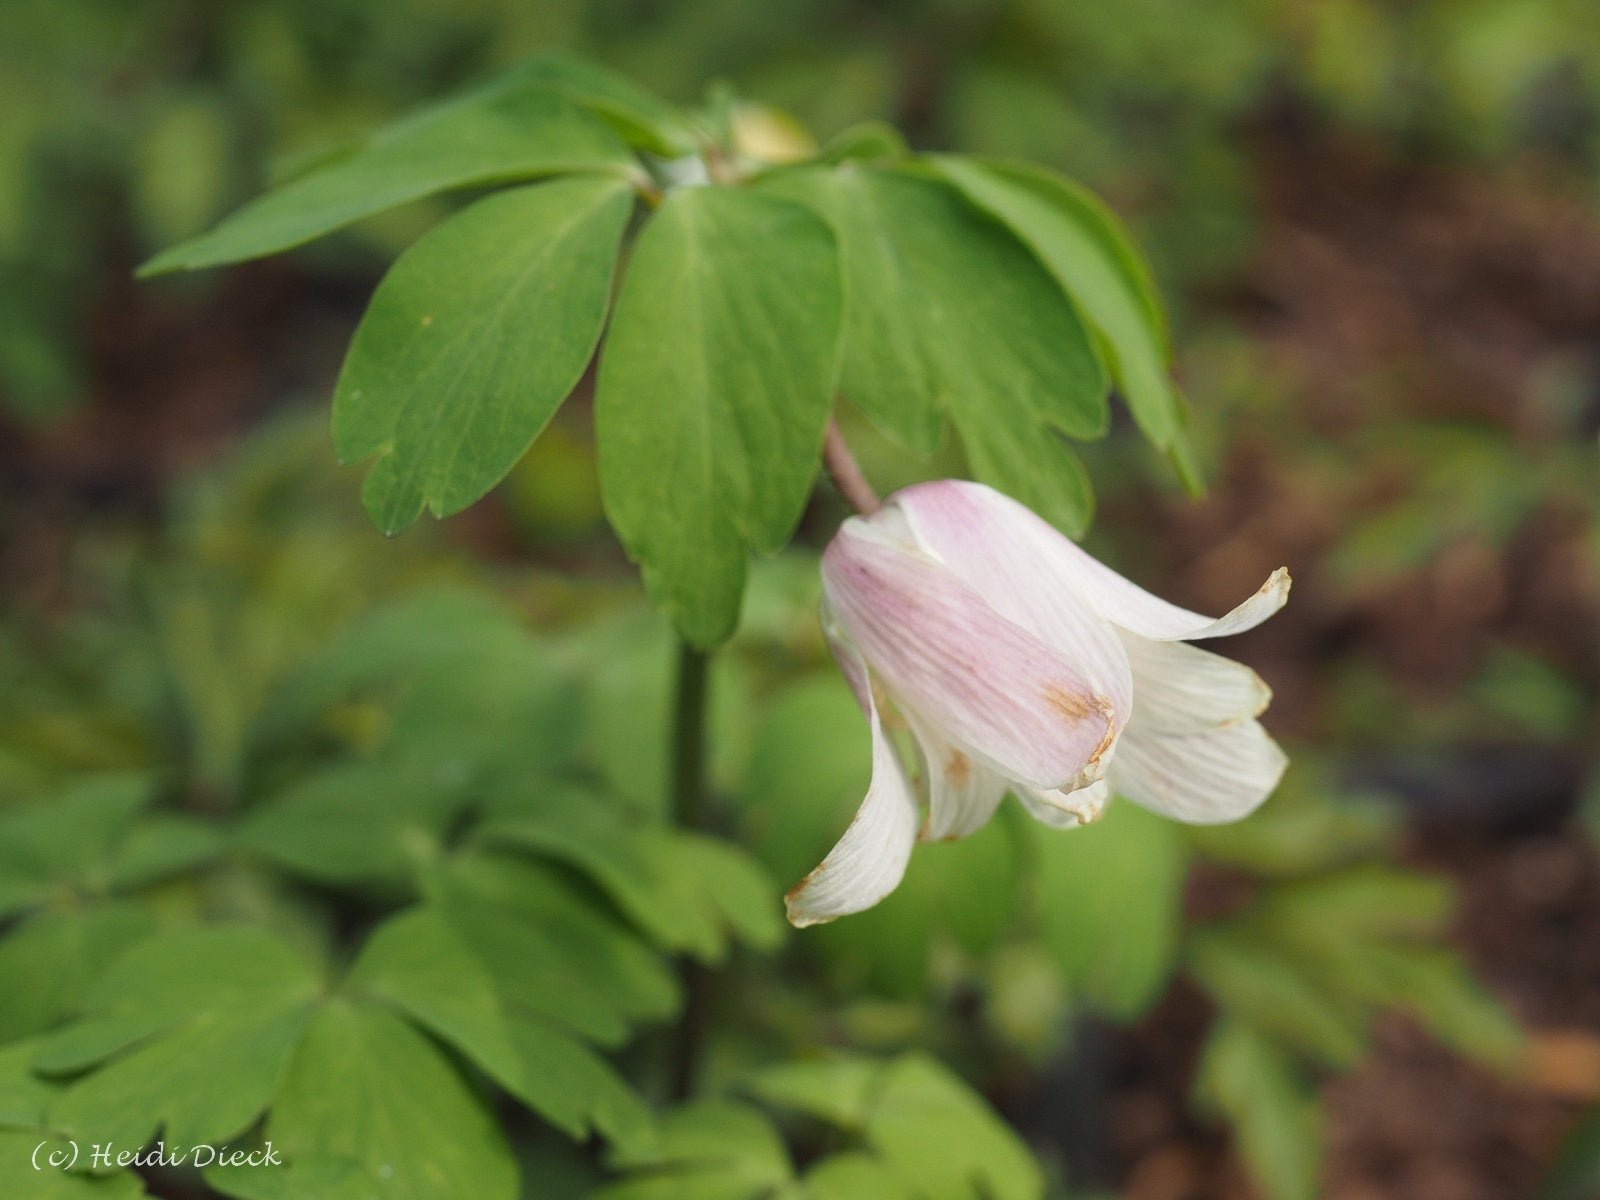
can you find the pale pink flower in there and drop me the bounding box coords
[786,480,1290,927]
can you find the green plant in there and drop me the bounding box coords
[0,51,1532,1200]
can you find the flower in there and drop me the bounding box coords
[785,479,1291,928]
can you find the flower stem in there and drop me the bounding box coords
[822,418,881,515]
[668,639,711,1100]
[671,640,709,831]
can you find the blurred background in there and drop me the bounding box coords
[1,2,1597,1199]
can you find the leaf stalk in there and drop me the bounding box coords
[668,640,711,1100]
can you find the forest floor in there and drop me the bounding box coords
[1092,127,1600,1200]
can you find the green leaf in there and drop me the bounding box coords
[742,1057,880,1128]
[1362,946,1522,1070]
[740,676,871,886]
[589,1170,779,1200]
[810,816,1020,999]
[675,835,787,955]
[817,122,909,165]
[612,1099,789,1173]
[0,773,154,917]
[251,587,581,781]
[350,908,653,1153]
[1195,1020,1322,1200]
[1031,800,1189,1017]
[1187,923,1369,1068]
[596,185,843,646]
[598,1100,792,1200]
[596,1054,1043,1200]
[478,794,784,961]
[1193,863,1520,1074]
[860,1054,1042,1200]
[1187,786,1398,877]
[0,1037,58,1127]
[514,54,701,157]
[746,1054,1041,1199]
[41,928,321,1150]
[1254,864,1454,944]
[101,815,224,892]
[0,904,154,1042]
[802,1153,912,1200]
[246,589,583,806]
[932,157,1191,471]
[140,85,635,274]
[759,164,1106,534]
[332,176,634,534]
[205,1158,372,1200]
[957,401,1097,541]
[252,588,521,740]
[240,760,465,887]
[574,610,757,817]
[0,1130,147,1197]
[218,999,518,1200]
[434,851,681,1047]
[378,644,583,790]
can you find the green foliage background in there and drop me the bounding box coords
[1,3,1598,1199]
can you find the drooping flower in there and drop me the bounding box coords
[786,479,1291,927]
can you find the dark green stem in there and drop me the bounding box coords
[668,640,711,1100]
[671,641,709,830]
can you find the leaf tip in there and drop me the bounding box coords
[135,252,182,279]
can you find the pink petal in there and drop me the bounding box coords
[820,599,871,711]
[893,480,1288,642]
[902,709,1008,842]
[785,657,921,928]
[1122,634,1271,735]
[1110,720,1286,824]
[822,520,1116,790]
[1018,779,1109,829]
[892,482,1132,720]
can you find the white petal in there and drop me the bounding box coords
[902,710,1008,842]
[785,675,920,928]
[892,482,1133,718]
[1110,720,1286,824]
[1018,779,1110,829]
[822,520,1116,790]
[892,480,1289,642]
[1122,634,1271,735]
[820,599,871,711]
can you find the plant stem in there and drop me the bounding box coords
[822,418,881,515]
[668,639,711,1100]
[671,640,709,830]
[665,418,877,1097]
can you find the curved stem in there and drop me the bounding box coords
[668,640,711,1100]
[822,418,881,515]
